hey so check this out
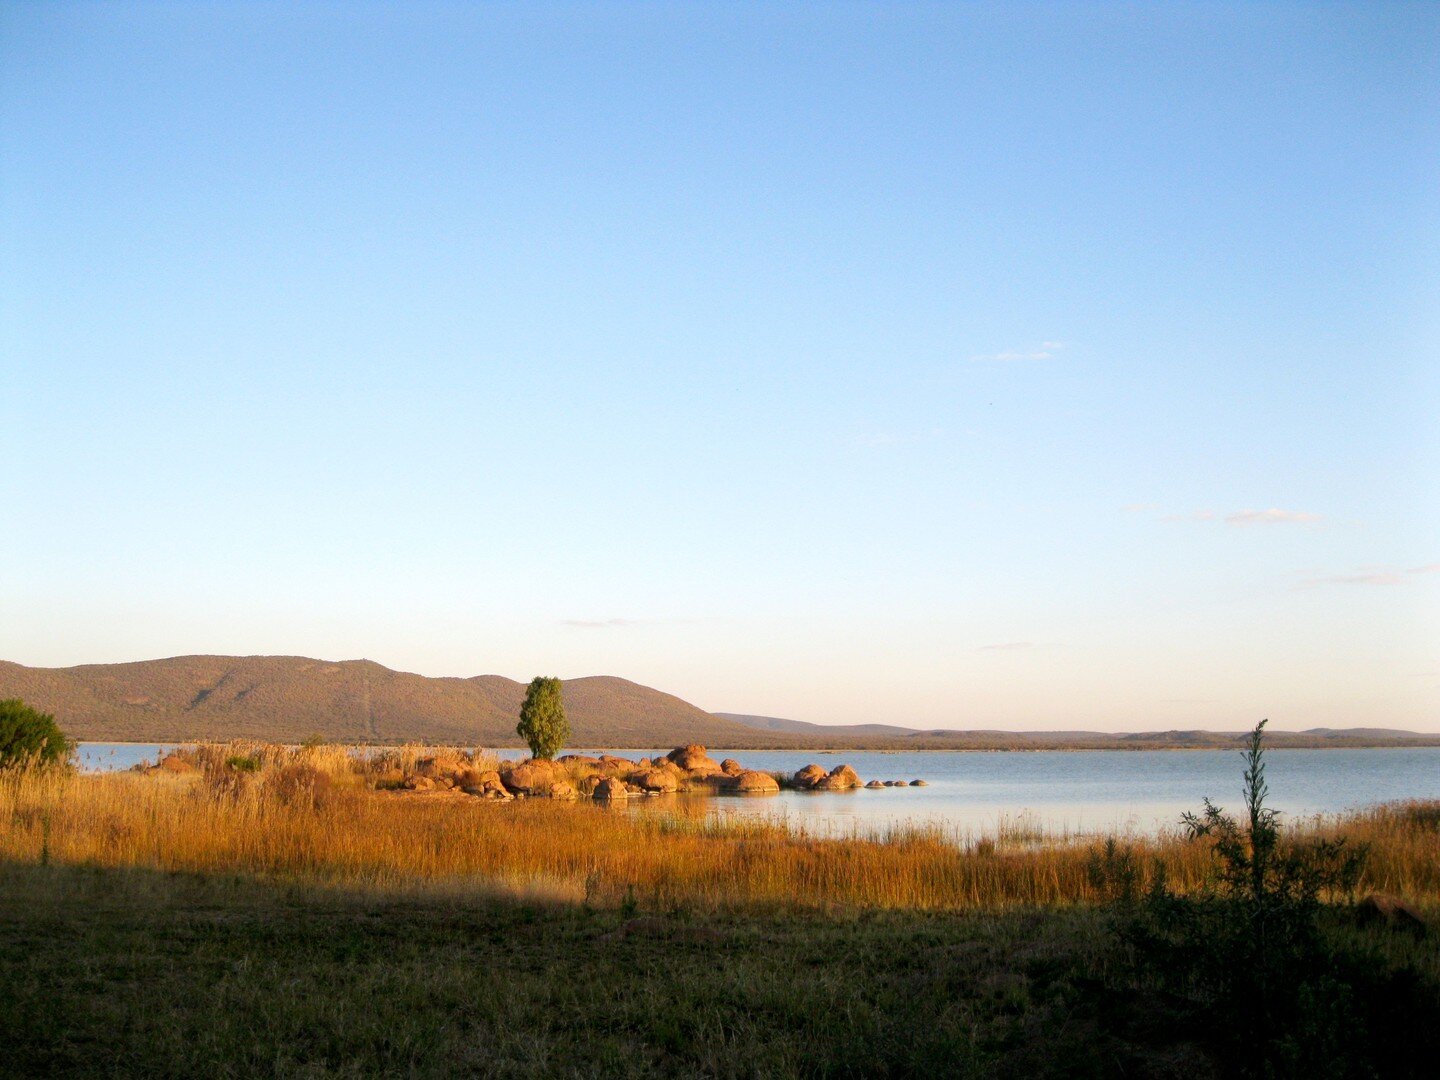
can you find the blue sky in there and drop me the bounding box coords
[3,2,1436,730]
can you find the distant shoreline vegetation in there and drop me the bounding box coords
[73,736,1440,753]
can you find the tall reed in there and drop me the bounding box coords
[3,749,1436,913]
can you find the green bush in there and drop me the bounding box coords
[226,755,262,773]
[1115,720,1385,1076]
[0,699,73,770]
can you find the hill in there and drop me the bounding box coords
[4,657,1437,749]
[0,656,779,747]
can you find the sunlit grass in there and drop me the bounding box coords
[3,742,1437,912]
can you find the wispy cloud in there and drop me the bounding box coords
[1301,572,1405,588]
[1225,508,1323,526]
[1154,507,1321,526]
[978,641,1036,651]
[969,340,1065,362]
[1299,562,1440,589]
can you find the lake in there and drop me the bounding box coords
[77,742,1440,839]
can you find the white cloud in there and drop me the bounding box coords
[1297,562,1437,588]
[1301,572,1405,588]
[1225,508,1323,526]
[969,341,1064,362]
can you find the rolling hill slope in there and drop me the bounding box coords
[0,656,775,747]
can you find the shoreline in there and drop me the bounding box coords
[74,738,1440,753]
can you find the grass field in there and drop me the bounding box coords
[2,745,1439,1076]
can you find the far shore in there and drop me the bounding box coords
[74,736,1440,753]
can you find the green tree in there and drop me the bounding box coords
[0,699,73,770]
[516,676,569,760]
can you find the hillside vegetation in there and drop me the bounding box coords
[4,656,1438,749]
[0,656,767,747]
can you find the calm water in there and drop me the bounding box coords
[78,742,1440,838]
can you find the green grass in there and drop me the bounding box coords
[0,861,1235,1078]
[8,861,1438,1078]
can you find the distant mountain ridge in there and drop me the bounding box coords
[3,657,1436,749]
[0,655,771,747]
[714,712,1440,749]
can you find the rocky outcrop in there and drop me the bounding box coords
[159,754,197,774]
[666,744,723,775]
[814,765,861,791]
[793,764,828,789]
[502,759,564,796]
[632,768,680,793]
[414,755,467,781]
[593,777,631,800]
[727,770,780,793]
[459,769,510,799]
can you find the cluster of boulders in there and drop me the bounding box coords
[371,745,925,803]
[790,763,925,790]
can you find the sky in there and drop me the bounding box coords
[2,2,1436,731]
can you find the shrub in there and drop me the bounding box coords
[0,699,73,770]
[1118,720,1378,1076]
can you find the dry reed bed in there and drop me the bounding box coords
[4,745,1438,912]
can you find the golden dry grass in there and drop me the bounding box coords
[4,743,1438,912]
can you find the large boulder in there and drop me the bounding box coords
[815,765,862,791]
[159,754,197,775]
[593,777,631,800]
[502,759,563,796]
[666,745,723,775]
[414,756,466,781]
[727,770,779,794]
[793,764,828,790]
[549,780,579,800]
[720,758,744,777]
[632,768,680,793]
[460,769,510,798]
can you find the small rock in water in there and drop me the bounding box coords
[910,779,928,786]
[865,780,885,789]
